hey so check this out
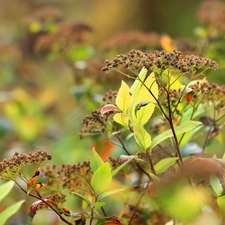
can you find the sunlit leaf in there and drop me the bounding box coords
[91,162,112,194]
[170,75,182,89]
[113,113,129,127]
[150,121,202,150]
[130,67,148,98]
[133,125,151,150]
[129,72,158,126]
[0,181,14,202]
[154,157,179,174]
[90,148,104,172]
[115,80,132,112]
[0,200,25,225]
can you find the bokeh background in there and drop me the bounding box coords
[1,0,225,224]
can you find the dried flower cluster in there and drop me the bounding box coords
[46,193,67,205]
[102,50,218,75]
[102,90,118,103]
[189,81,225,110]
[43,161,91,193]
[101,31,161,52]
[79,109,107,138]
[35,21,93,54]
[0,150,52,178]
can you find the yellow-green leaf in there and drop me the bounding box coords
[91,162,112,194]
[154,157,179,174]
[0,200,25,225]
[130,67,148,99]
[150,120,202,150]
[90,148,104,172]
[129,72,158,125]
[116,80,132,112]
[0,181,14,202]
[113,113,129,127]
[133,125,151,150]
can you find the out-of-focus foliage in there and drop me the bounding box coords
[1,0,225,225]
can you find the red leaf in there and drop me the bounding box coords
[27,169,48,194]
[100,104,119,114]
[185,92,194,104]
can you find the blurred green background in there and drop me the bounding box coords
[1,0,225,224]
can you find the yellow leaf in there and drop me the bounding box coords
[129,72,158,125]
[113,113,129,127]
[130,67,148,99]
[170,75,182,90]
[116,80,132,112]
[160,34,176,52]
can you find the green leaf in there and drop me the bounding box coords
[154,158,179,174]
[150,121,202,150]
[90,149,104,172]
[116,80,132,112]
[94,202,106,210]
[98,188,126,200]
[0,181,14,202]
[179,125,203,149]
[91,162,112,194]
[111,155,136,176]
[0,200,25,225]
[26,213,34,225]
[133,125,151,150]
[72,192,92,206]
[113,113,129,127]
[181,103,213,123]
[210,175,223,197]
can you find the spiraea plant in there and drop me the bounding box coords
[81,49,225,224]
[1,49,225,225]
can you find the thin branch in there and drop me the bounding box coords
[128,179,151,225]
